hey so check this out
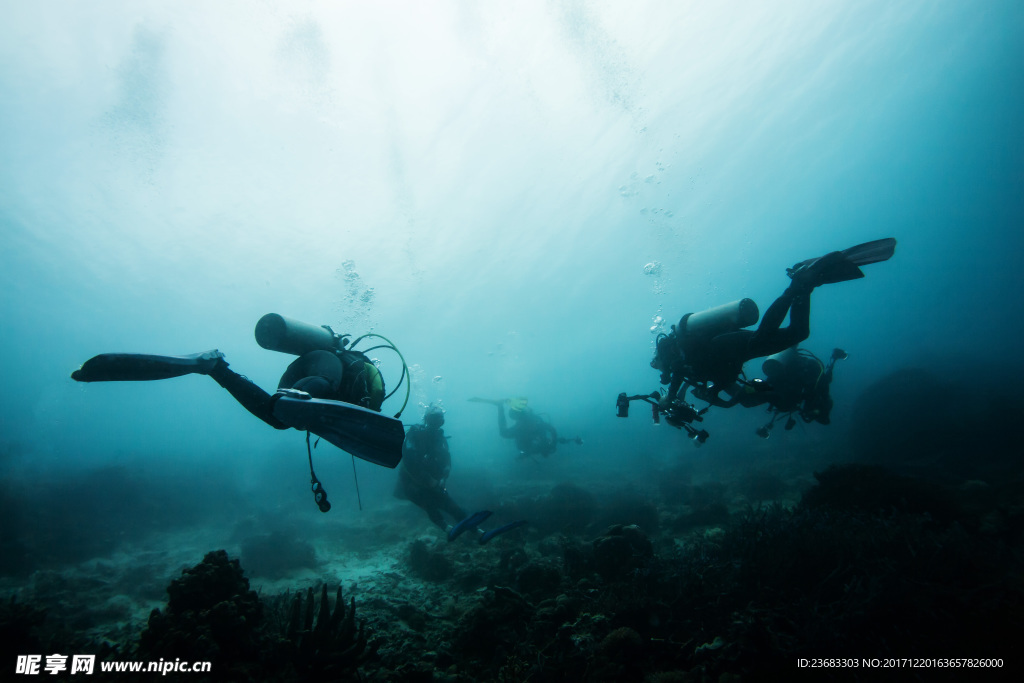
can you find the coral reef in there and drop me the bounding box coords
[407,538,454,582]
[265,584,378,680]
[136,550,375,681]
[3,463,1021,682]
[137,550,264,673]
[592,524,653,581]
[850,366,1022,478]
[533,482,596,534]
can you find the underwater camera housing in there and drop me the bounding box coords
[616,392,710,445]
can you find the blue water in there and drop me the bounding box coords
[1,1,1022,539]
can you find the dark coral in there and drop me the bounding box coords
[137,550,375,682]
[268,584,377,679]
[592,524,653,581]
[138,549,263,668]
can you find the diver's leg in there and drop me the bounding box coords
[420,492,449,529]
[747,288,811,359]
[439,491,469,524]
[206,360,288,429]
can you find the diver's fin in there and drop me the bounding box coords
[448,510,493,542]
[782,237,897,288]
[71,350,225,382]
[272,395,404,468]
[787,238,896,288]
[787,251,863,286]
[841,238,897,266]
[479,520,527,545]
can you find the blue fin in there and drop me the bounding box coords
[479,520,527,544]
[448,510,493,542]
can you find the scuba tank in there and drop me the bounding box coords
[256,313,410,418]
[762,346,800,379]
[255,313,342,356]
[763,347,825,394]
[679,299,759,339]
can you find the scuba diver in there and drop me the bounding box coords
[71,314,410,512]
[620,239,895,442]
[650,238,895,410]
[469,397,582,459]
[395,405,467,529]
[714,346,848,437]
[395,405,527,544]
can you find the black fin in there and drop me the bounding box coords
[71,350,224,382]
[841,237,897,266]
[272,396,405,468]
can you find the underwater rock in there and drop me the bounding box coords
[851,369,962,464]
[600,625,643,654]
[407,538,453,582]
[592,626,645,679]
[0,483,31,576]
[452,585,535,667]
[736,470,788,502]
[849,365,1022,478]
[137,550,376,680]
[515,561,562,598]
[801,464,961,525]
[138,549,262,665]
[559,535,591,581]
[593,488,661,533]
[535,482,596,534]
[592,524,653,581]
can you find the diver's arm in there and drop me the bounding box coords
[663,374,685,405]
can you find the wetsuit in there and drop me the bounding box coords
[394,424,467,529]
[499,408,558,458]
[661,284,811,405]
[208,348,382,429]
